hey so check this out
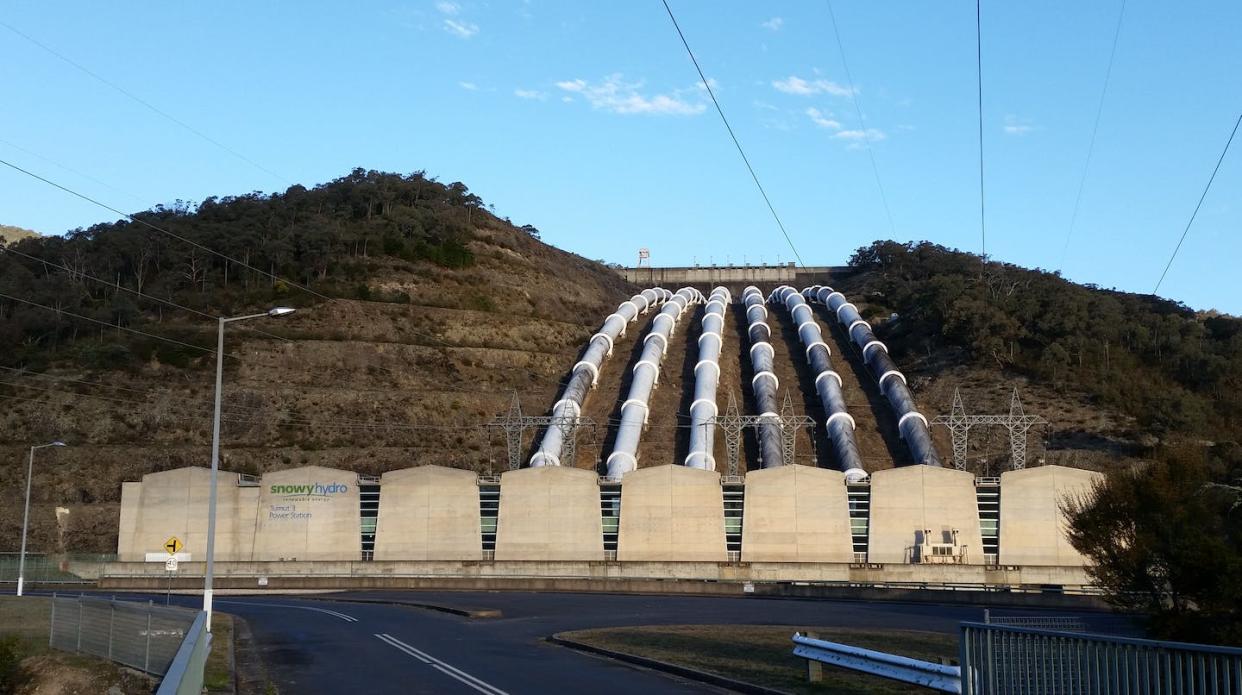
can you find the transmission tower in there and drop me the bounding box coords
[486,393,597,470]
[710,391,814,475]
[931,387,1047,471]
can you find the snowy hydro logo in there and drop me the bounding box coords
[269,482,349,498]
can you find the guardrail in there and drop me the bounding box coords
[959,622,1242,694]
[792,632,962,693]
[155,610,211,695]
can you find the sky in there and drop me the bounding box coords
[1,1,1239,313]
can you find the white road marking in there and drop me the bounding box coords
[375,633,509,695]
[216,599,358,622]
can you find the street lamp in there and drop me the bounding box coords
[203,307,295,630]
[17,440,67,597]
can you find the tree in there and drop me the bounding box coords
[1063,444,1242,644]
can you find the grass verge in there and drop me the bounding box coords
[205,613,234,692]
[557,624,958,695]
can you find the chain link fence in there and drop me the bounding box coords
[0,552,114,585]
[48,594,198,677]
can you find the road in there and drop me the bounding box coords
[30,589,1137,694]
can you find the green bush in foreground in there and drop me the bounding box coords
[0,636,29,695]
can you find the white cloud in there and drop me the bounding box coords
[833,128,886,141]
[436,1,460,15]
[773,75,854,97]
[514,88,546,100]
[443,18,479,38]
[561,96,573,103]
[806,107,842,130]
[459,81,478,91]
[761,17,783,31]
[1003,114,1036,135]
[554,74,706,116]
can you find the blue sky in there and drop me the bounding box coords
[2,1,1239,313]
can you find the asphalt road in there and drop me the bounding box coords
[27,590,1138,694]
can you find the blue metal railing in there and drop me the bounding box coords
[156,611,211,695]
[960,622,1242,694]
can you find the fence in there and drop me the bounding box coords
[0,552,114,584]
[48,594,199,677]
[959,622,1242,694]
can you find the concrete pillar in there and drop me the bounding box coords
[495,467,603,561]
[124,467,257,562]
[868,466,984,565]
[999,465,1102,566]
[617,464,726,562]
[117,482,142,561]
[373,466,481,561]
[741,466,854,563]
[253,466,360,561]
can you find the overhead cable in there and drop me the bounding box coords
[659,0,806,267]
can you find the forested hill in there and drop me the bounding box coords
[0,168,629,372]
[840,241,1242,442]
[0,224,39,244]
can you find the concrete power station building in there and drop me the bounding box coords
[114,284,1103,589]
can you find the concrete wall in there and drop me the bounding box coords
[868,466,984,564]
[117,467,258,562]
[617,265,848,288]
[99,559,1096,594]
[495,466,603,561]
[116,482,141,561]
[741,466,855,563]
[252,466,360,562]
[617,465,726,562]
[1000,465,1103,567]
[373,466,481,562]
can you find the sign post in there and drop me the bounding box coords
[163,538,182,605]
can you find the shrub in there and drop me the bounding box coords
[0,636,29,695]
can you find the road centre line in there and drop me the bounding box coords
[375,633,509,695]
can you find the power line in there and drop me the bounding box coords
[0,137,148,205]
[1,245,290,343]
[0,20,291,186]
[0,158,568,388]
[659,0,806,267]
[1058,0,1128,271]
[1153,110,1242,294]
[0,289,218,356]
[825,0,896,237]
[0,157,321,300]
[975,0,986,257]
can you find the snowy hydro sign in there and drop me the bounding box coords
[267,481,349,521]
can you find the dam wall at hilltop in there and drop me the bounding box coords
[616,264,850,289]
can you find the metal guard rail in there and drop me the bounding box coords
[155,610,211,695]
[792,632,962,693]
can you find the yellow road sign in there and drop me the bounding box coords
[163,537,183,555]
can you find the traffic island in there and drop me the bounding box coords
[551,624,957,694]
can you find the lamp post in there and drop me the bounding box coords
[17,440,66,597]
[203,307,295,630]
